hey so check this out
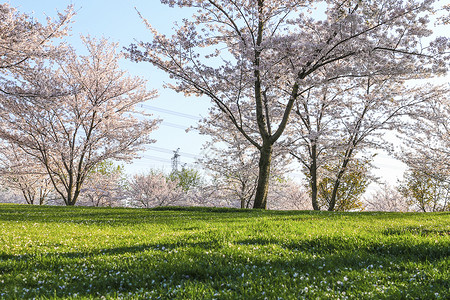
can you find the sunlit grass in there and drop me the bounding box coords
[0,204,448,299]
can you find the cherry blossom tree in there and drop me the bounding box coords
[290,83,348,210]
[200,145,261,209]
[0,3,73,81]
[394,84,450,212]
[0,142,52,205]
[127,171,184,208]
[324,80,447,211]
[198,127,262,209]
[128,0,448,209]
[398,169,450,212]
[438,3,450,25]
[0,37,160,206]
[268,179,312,210]
[397,85,450,178]
[78,161,127,207]
[291,75,441,210]
[364,183,410,212]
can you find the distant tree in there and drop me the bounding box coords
[0,37,160,206]
[398,169,450,212]
[0,143,52,205]
[128,171,184,208]
[169,167,203,192]
[79,161,126,207]
[0,187,23,204]
[181,185,227,208]
[364,183,410,212]
[269,179,312,211]
[315,156,372,211]
[128,0,446,209]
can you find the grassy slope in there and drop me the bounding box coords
[0,204,448,299]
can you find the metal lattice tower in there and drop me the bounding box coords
[171,148,180,173]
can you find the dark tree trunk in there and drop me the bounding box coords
[64,187,79,206]
[310,144,320,210]
[21,190,33,205]
[328,178,340,211]
[253,143,273,209]
[328,154,351,211]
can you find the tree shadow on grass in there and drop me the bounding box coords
[1,205,449,298]
[0,232,448,299]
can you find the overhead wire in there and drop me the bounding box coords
[138,154,197,169]
[134,104,202,130]
[140,104,202,121]
[133,104,205,167]
[146,145,201,159]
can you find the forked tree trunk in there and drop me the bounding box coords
[61,184,80,206]
[253,143,273,209]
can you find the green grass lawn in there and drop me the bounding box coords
[0,204,448,299]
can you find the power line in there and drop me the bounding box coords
[135,106,200,131]
[160,121,192,131]
[146,145,201,159]
[146,146,173,154]
[159,121,199,132]
[140,154,195,166]
[140,154,172,164]
[141,104,202,121]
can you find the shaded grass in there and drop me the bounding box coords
[0,204,448,299]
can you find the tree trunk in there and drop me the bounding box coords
[328,178,340,211]
[253,143,273,209]
[310,144,320,210]
[328,158,350,211]
[39,188,46,205]
[328,144,356,211]
[21,190,33,205]
[66,177,83,206]
[67,195,77,206]
[240,182,247,209]
[66,189,78,206]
